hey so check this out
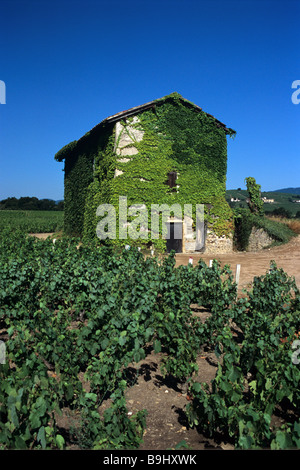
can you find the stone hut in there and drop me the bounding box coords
[55,92,236,253]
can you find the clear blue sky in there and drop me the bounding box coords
[0,0,299,200]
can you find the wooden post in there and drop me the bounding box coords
[235,264,241,286]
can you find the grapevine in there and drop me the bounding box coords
[0,229,299,449]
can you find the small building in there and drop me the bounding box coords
[55,92,236,253]
[262,197,275,203]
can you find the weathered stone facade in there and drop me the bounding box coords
[114,117,143,178]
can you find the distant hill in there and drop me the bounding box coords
[273,187,300,194]
[226,189,300,217]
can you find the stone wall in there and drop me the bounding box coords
[204,229,233,254]
[247,227,274,252]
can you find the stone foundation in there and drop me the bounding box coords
[203,230,233,254]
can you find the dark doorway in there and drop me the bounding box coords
[166,222,183,253]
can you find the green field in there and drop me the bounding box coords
[226,190,300,217]
[0,210,64,233]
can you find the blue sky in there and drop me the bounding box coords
[0,0,299,200]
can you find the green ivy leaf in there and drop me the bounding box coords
[153,339,161,353]
[55,434,65,450]
[37,426,46,449]
[8,404,19,428]
[249,380,257,395]
[228,366,241,383]
[274,430,293,449]
[85,392,97,403]
[14,436,27,449]
[118,331,127,346]
[30,412,41,429]
[192,382,202,393]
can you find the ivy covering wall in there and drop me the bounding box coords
[55,123,114,236]
[55,93,236,250]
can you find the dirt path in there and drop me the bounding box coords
[29,233,55,239]
[175,235,300,293]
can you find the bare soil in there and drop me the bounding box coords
[122,345,224,450]
[175,235,300,295]
[29,233,56,239]
[33,234,300,450]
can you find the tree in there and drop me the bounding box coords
[271,207,292,219]
[245,177,264,216]
[56,201,64,211]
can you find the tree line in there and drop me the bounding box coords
[265,207,300,219]
[0,197,64,211]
